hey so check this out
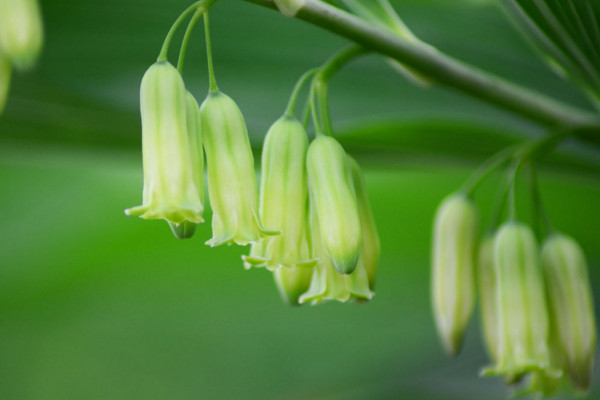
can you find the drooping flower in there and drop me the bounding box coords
[431,193,478,356]
[274,266,315,306]
[0,0,44,70]
[347,156,380,290]
[488,222,556,381]
[125,62,204,230]
[542,233,596,392]
[243,115,316,270]
[477,234,499,363]
[306,136,361,274]
[200,90,277,246]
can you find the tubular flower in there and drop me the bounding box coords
[542,233,596,392]
[0,0,43,70]
[431,193,478,356]
[243,115,317,271]
[348,156,380,290]
[168,91,205,239]
[477,234,499,363]
[306,136,362,274]
[490,222,554,380]
[274,266,315,306]
[0,55,10,114]
[299,207,373,305]
[201,90,277,246]
[125,62,204,228]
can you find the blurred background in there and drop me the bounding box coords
[1,0,599,399]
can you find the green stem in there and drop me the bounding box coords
[204,12,219,93]
[461,146,518,196]
[487,168,513,233]
[508,159,523,221]
[242,0,600,130]
[177,9,204,74]
[158,1,204,62]
[529,164,554,237]
[285,68,319,117]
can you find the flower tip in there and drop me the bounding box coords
[242,255,267,269]
[168,221,197,239]
[332,254,359,275]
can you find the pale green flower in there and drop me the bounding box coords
[0,0,43,70]
[542,233,596,392]
[488,222,555,380]
[243,115,316,270]
[125,62,204,228]
[431,193,478,356]
[201,91,277,246]
[477,234,499,363]
[306,136,362,274]
[274,266,315,306]
[348,156,380,290]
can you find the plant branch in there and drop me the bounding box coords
[242,0,600,131]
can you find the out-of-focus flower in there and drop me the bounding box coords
[542,233,596,392]
[477,234,499,363]
[306,136,362,274]
[201,90,277,246]
[243,115,316,270]
[0,0,44,70]
[125,62,204,229]
[348,156,380,290]
[0,55,10,114]
[489,222,555,381]
[431,193,478,356]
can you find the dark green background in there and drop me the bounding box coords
[1,0,599,399]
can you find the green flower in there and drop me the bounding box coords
[0,54,10,114]
[299,207,373,305]
[542,233,596,392]
[477,234,499,363]
[201,91,277,246]
[243,115,316,270]
[348,156,380,290]
[306,136,362,274]
[487,222,556,381]
[0,0,43,70]
[125,62,204,229]
[431,193,478,356]
[274,266,315,306]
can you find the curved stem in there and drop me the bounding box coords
[177,9,204,74]
[508,159,523,221]
[461,146,518,196]
[204,12,219,92]
[242,0,600,130]
[158,1,204,62]
[529,164,554,238]
[285,68,319,117]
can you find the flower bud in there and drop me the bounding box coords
[0,55,10,114]
[299,207,373,305]
[306,136,362,274]
[273,0,306,17]
[125,62,204,228]
[243,116,316,270]
[348,156,380,290]
[0,0,43,70]
[542,233,596,391]
[201,91,277,246]
[477,234,499,362]
[431,193,478,356]
[491,222,552,378]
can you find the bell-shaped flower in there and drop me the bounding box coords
[0,55,10,114]
[431,193,478,356]
[299,207,373,305]
[200,90,277,246]
[243,115,317,270]
[348,156,380,290]
[125,62,204,229]
[306,136,362,274]
[274,266,315,306]
[0,0,43,70]
[542,233,596,392]
[487,222,556,381]
[477,234,500,363]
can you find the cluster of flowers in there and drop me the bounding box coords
[0,0,43,114]
[125,11,380,306]
[432,192,596,395]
